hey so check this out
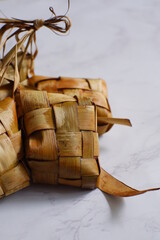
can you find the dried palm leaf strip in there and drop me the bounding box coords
[0,52,33,85]
[0,83,12,101]
[28,75,108,97]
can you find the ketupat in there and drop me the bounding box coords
[0,2,159,199]
[0,30,32,199]
[0,97,30,198]
[16,88,99,188]
[28,75,131,135]
[15,88,160,196]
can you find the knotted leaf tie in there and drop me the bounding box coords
[0,2,71,91]
[0,6,71,39]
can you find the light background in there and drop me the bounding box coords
[0,0,160,239]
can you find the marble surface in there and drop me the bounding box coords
[0,0,160,239]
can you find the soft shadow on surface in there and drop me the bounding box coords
[102,192,125,219]
[0,184,91,205]
[1,184,125,217]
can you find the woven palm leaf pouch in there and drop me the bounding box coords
[0,97,30,198]
[0,1,160,198]
[28,75,131,135]
[15,88,159,197]
[0,29,33,198]
[0,40,31,198]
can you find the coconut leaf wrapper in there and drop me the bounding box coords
[16,88,99,188]
[15,88,159,197]
[0,83,13,101]
[0,52,33,85]
[0,97,30,198]
[28,75,115,135]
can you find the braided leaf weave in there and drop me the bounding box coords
[0,52,32,85]
[0,97,30,198]
[28,75,113,135]
[17,88,100,188]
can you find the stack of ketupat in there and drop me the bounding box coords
[0,2,159,198]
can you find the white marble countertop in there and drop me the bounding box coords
[0,0,160,239]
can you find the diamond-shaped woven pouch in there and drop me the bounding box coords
[28,75,116,135]
[15,87,159,197]
[0,97,30,198]
[16,88,100,188]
